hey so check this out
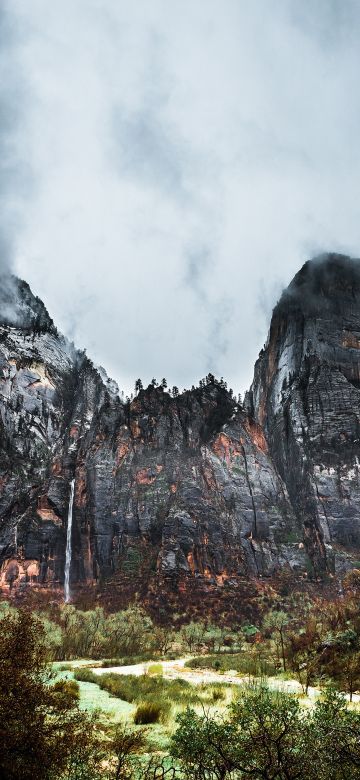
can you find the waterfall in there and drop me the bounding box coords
[64,478,75,603]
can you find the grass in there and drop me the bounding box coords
[78,679,134,720]
[53,668,134,722]
[185,653,278,677]
[134,700,171,725]
[100,652,156,667]
[147,663,163,676]
[74,670,209,705]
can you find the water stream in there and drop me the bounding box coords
[64,478,75,602]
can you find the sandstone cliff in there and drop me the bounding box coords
[249,254,360,576]
[1,254,360,598]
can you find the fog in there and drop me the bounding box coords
[2,1,360,394]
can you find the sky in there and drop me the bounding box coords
[2,1,360,396]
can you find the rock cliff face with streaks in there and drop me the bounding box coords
[1,254,360,597]
[248,254,360,576]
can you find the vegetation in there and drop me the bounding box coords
[74,668,227,708]
[133,701,170,725]
[4,577,360,777]
[171,685,360,779]
[0,609,103,780]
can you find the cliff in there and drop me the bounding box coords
[249,253,360,576]
[1,254,360,600]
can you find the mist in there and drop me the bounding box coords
[3,1,360,395]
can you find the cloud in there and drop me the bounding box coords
[0,5,32,276]
[3,0,360,396]
[112,105,187,201]
[183,245,213,303]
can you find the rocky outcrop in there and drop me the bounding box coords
[2,253,360,598]
[248,254,360,576]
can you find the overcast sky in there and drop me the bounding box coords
[2,1,360,395]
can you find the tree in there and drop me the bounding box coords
[171,685,307,779]
[111,724,147,780]
[203,624,225,654]
[180,622,205,653]
[263,610,289,671]
[161,378,167,389]
[171,684,360,780]
[135,379,143,394]
[311,687,360,779]
[287,614,323,694]
[107,605,153,657]
[152,626,175,656]
[172,386,179,397]
[319,629,360,701]
[0,609,102,780]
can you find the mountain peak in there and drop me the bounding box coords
[290,252,360,297]
[0,275,57,334]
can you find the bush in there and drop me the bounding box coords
[53,679,80,701]
[211,686,226,702]
[73,668,98,684]
[171,685,360,780]
[101,658,123,668]
[185,653,277,677]
[147,663,163,676]
[133,700,170,725]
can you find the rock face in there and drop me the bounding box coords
[248,254,360,576]
[1,254,360,596]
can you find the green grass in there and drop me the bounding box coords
[100,652,158,667]
[185,653,278,677]
[134,700,171,725]
[52,668,134,722]
[73,669,230,709]
[147,663,163,676]
[77,679,134,720]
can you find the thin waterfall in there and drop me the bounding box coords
[64,478,75,603]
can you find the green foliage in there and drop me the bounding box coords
[241,624,259,640]
[147,663,163,676]
[74,669,225,715]
[0,610,104,780]
[74,668,98,684]
[133,700,170,725]
[202,624,227,653]
[171,684,360,779]
[180,621,205,652]
[52,678,80,702]
[263,610,289,671]
[121,547,142,576]
[53,604,155,661]
[185,652,277,677]
[110,724,147,779]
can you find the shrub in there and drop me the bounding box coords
[101,658,123,667]
[147,663,163,676]
[73,668,98,684]
[53,679,80,701]
[134,701,166,725]
[185,653,277,677]
[211,686,226,702]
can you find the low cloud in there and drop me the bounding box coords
[0,5,32,277]
[3,1,360,395]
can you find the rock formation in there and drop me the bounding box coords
[1,254,360,597]
[249,254,360,576]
